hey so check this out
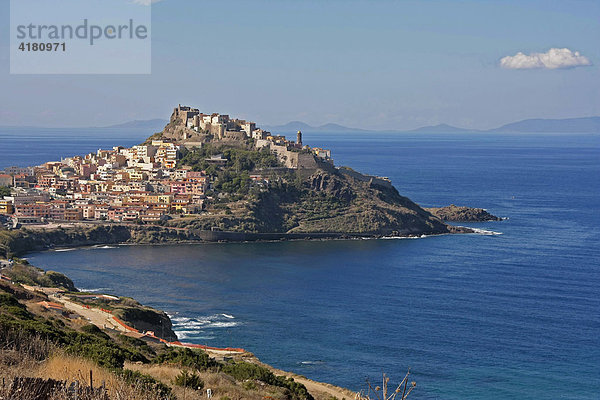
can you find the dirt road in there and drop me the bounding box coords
[48,293,127,332]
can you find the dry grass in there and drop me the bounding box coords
[0,350,40,397]
[0,328,52,397]
[125,361,287,400]
[37,354,121,390]
[0,352,163,400]
[39,354,170,400]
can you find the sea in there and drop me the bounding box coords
[2,127,599,399]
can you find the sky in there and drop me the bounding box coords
[1,0,599,130]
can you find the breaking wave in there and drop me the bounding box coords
[470,227,503,236]
[170,313,240,340]
[300,360,325,365]
[78,287,111,293]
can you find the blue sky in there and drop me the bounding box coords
[1,0,599,129]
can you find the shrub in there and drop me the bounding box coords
[117,369,174,398]
[174,370,204,390]
[0,293,33,320]
[41,271,76,291]
[80,324,110,340]
[222,362,313,400]
[242,380,257,390]
[0,186,11,198]
[0,291,147,369]
[153,347,217,370]
[64,336,126,369]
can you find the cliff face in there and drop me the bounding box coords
[248,168,452,236]
[0,225,199,258]
[112,302,177,341]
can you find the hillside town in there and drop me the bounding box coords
[0,106,333,227]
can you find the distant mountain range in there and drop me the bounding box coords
[2,116,599,134]
[404,123,480,133]
[262,121,369,133]
[489,117,600,133]
[264,116,600,134]
[0,119,169,132]
[95,119,169,131]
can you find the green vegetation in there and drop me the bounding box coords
[1,263,76,291]
[0,292,147,369]
[179,144,279,174]
[223,361,314,400]
[116,369,174,398]
[0,261,317,400]
[0,288,172,398]
[173,370,204,390]
[178,144,280,195]
[0,229,19,259]
[153,347,217,370]
[80,323,110,340]
[0,186,10,198]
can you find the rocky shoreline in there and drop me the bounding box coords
[0,220,481,259]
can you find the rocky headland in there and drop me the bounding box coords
[0,106,507,258]
[424,204,502,222]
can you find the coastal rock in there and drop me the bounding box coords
[425,204,502,222]
[112,303,177,341]
[306,171,354,202]
[253,169,452,236]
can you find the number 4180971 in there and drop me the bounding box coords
[18,42,66,52]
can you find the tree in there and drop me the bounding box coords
[0,186,11,198]
[174,370,204,390]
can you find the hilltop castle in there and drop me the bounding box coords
[168,105,333,170]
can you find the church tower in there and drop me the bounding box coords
[297,130,303,146]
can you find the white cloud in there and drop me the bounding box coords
[500,48,592,70]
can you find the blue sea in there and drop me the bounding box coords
[3,127,599,399]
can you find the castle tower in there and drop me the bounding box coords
[297,130,302,146]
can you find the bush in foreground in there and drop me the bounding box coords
[173,370,204,390]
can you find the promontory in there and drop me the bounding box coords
[0,105,502,257]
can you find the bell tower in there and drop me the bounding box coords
[297,130,303,146]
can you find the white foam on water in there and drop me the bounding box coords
[382,235,430,240]
[170,316,193,323]
[208,322,238,328]
[171,314,241,330]
[174,330,204,339]
[470,227,503,236]
[78,287,111,293]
